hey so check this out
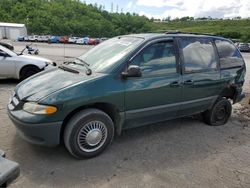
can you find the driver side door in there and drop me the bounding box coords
[0,50,15,78]
[124,39,182,128]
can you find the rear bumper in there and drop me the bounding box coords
[8,111,62,147]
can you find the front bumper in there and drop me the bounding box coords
[8,111,62,147]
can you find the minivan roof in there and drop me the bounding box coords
[125,32,226,41]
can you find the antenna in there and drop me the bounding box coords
[63,42,65,62]
[111,2,113,13]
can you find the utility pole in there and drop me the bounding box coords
[111,2,113,13]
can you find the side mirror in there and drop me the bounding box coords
[122,65,141,78]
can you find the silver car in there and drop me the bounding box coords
[238,43,250,52]
[0,45,53,80]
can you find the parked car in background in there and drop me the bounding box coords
[101,37,108,41]
[28,35,39,42]
[7,33,246,159]
[68,37,79,43]
[76,37,89,45]
[48,36,60,43]
[17,36,25,42]
[38,35,50,43]
[88,38,97,45]
[24,36,29,41]
[0,41,14,51]
[0,45,54,80]
[59,36,69,43]
[238,43,250,52]
[95,38,102,44]
[83,37,89,45]
[76,38,84,45]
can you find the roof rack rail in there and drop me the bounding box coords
[165,30,181,34]
[165,31,215,36]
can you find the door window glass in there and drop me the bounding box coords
[131,41,176,76]
[180,38,217,72]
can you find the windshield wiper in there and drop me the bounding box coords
[59,65,79,74]
[74,58,92,75]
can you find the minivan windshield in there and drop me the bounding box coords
[76,36,144,73]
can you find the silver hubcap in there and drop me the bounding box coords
[77,121,107,152]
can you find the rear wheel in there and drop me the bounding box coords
[203,97,232,126]
[20,66,40,80]
[64,109,114,158]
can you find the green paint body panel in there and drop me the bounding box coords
[7,33,246,146]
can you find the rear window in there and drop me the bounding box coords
[215,40,244,69]
[180,38,217,72]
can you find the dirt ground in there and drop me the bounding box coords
[0,42,250,188]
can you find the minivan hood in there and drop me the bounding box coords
[16,68,104,101]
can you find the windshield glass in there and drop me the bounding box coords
[76,36,144,73]
[0,45,17,57]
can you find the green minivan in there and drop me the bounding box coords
[8,33,246,158]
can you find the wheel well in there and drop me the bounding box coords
[60,103,122,142]
[19,65,41,78]
[219,85,236,100]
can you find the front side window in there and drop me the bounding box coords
[180,38,217,72]
[131,41,177,76]
[215,40,244,69]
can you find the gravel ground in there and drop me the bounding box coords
[0,42,250,188]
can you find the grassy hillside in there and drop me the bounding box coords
[0,0,151,37]
[151,20,250,42]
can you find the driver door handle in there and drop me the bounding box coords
[170,81,180,87]
[184,80,194,85]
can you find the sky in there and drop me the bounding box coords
[84,0,250,19]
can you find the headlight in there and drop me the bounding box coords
[23,102,57,115]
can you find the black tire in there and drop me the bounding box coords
[64,109,114,159]
[20,66,40,80]
[203,97,232,126]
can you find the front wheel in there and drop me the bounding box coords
[203,97,232,126]
[20,66,40,80]
[64,109,114,158]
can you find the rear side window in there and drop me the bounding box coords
[215,40,244,69]
[180,38,217,72]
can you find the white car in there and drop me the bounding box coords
[76,38,84,45]
[68,37,79,43]
[0,45,54,80]
[28,35,39,42]
[37,35,50,42]
[76,37,89,45]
